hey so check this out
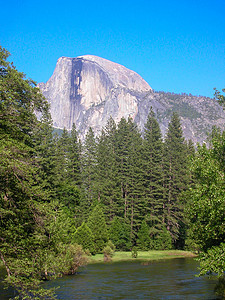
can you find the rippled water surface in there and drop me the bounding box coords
[0,258,219,299]
[45,258,218,299]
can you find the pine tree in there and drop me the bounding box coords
[0,46,87,299]
[142,108,164,244]
[163,112,189,244]
[137,220,151,250]
[109,217,131,251]
[32,109,57,200]
[55,128,70,182]
[115,117,144,242]
[60,123,83,217]
[87,204,108,253]
[81,128,98,214]
[0,46,59,298]
[67,123,82,187]
[153,226,172,250]
[74,222,94,253]
[95,117,121,221]
[54,127,80,209]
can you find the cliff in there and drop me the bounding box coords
[38,55,225,143]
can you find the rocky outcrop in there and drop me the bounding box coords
[38,55,225,143]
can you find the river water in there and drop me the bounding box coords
[0,258,219,299]
[45,258,218,299]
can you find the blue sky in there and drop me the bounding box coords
[1,0,225,97]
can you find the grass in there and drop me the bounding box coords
[88,250,197,264]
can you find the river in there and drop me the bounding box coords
[0,258,219,299]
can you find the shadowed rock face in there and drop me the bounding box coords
[38,55,225,143]
[38,55,152,137]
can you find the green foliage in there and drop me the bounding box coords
[162,102,201,120]
[95,117,121,221]
[0,47,87,299]
[137,220,150,250]
[115,117,144,240]
[184,229,200,253]
[131,247,138,258]
[68,123,82,187]
[44,201,77,244]
[54,128,70,186]
[59,243,88,275]
[163,112,190,243]
[103,246,114,262]
[143,108,164,240]
[81,128,98,213]
[214,87,225,107]
[152,226,173,250]
[103,241,116,262]
[32,110,57,200]
[197,243,225,278]
[87,204,108,253]
[186,129,225,292]
[52,125,82,220]
[56,181,81,211]
[187,136,225,252]
[107,240,116,253]
[109,217,131,251]
[214,277,225,299]
[0,47,48,145]
[74,222,95,253]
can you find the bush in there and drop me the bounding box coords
[215,277,225,299]
[73,222,95,254]
[131,247,138,258]
[62,244,88,275]
[103,246,114,262]
[107,240,116,252]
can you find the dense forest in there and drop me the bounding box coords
[0,46,224,299]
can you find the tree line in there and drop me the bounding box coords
[52,111,193,253]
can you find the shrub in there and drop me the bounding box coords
[131,247,138,258]
[103,246,114,262]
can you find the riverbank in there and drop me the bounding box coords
[88,250,197,264]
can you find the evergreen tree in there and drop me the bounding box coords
[33,109,57,200]
[163,112,189,244]
[81,127,97,215]
[74,222,94,253]
[115,117,144,242]
[0,46,56,298]
[55,127,70,183]
[67,123,82,187]
[214,87,225,107]
[87,204,108,253]
[137,220,151,250]
[0,47,87,298]
[109,217,131,251]
[54,128,81,210]
[95,117,121,221]
[143,108,164,244]
[153,226,172,250]
[62,123,82,216]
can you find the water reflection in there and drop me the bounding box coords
[0,258,219,299]
[45,258,218,299]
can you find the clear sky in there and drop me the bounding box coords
[1,0,225,97]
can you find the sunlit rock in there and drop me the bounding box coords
[38,55,225,143]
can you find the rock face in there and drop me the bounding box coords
[38,55,225,143]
